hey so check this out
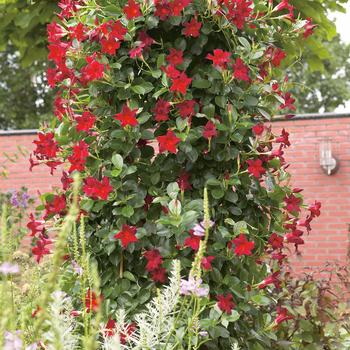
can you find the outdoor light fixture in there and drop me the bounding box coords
[319,139,339,175]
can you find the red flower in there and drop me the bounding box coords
[308,201,321,218]
[113,104,139,128]
[170,72,192,95]
[217,293,235,314]
[129,44,145,59]
[268,233,284,250]
[154,0,171,20]
[184,230,201,251]
[284,194,301,213]
[153,98,171,122]
[203,121,217,139]
[114,224,138,248]
[279,92,296,111]
[80,56,105,84]
[275,306,293,325]
[100,37,121,55]
[247,159,266,178]
[61,171,74,190]
[177,171,192,191]
[252,123,264,136]
[167,48,184,66]
[169,0,191,16]
[109,20,128,40]
[275,128,290,147]
[32,237,52,263]
[206,49,231,68]
[162,64,180,79]
[150,267,167,283]
[33,132,61,160]
[138,31,154,48]
[123,0,141,19]
[274,0,291,12]
[104,318,116,337]
[45,194,67,217]
[83,176,113,200]
[68,140,89,173]
[69,22,86,41]
[259,271,281,289]
[176,99,197,119]
[233,57,250,82]
[48,43,67,65]
[75,111,96,132]
[85,289,101,313]
[271,48,286,67]
[304,18,316,38]
[230,234,255,256]
[103,320,136,343]
[224,0,253,30]
[144,249,163,271]
[157,130,181,154]
[271,252,287,263]
[183,17,202,37]
[27,214,44,237]
[285,231,304,246]
[201,256,215,270]
[47,21,64,43]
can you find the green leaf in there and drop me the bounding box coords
[238,37,251,51]
[251,294,272,306]
[121,206,134,218]
[111,154,123,169]
[202,104,215,118]
[131,82,154,95]
[168,199,181,216]
[192,79,211,89]
[167,182,179,199]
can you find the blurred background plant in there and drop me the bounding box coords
[275,263,350,349]
[0,187,34,253]
[289,34,350,114]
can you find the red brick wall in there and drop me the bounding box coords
[0,131,61,196]
[272,116,350,271]
[1,117,350,270]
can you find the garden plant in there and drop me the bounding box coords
[3,0,349,349]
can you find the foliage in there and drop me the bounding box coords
[289,34,350,113]
[0,187,34,254]
[0,0,348,130]
[276,264,350,349]
[26,0,328,348]
[0,0,347,69]
[0,0,57,67]
[0,186,219,349]
[0,45,53,129]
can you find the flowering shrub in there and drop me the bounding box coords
[28,0,323,348]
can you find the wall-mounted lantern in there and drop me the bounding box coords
[319,138,339,175]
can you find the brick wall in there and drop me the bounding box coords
[271,114,350,271]
[1,115,349,270]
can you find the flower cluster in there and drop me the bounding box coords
[27,0,321,346]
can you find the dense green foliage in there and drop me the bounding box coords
[26,0,327,348]
[0,0,349,130]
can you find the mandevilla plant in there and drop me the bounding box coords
[28,0,322,348]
